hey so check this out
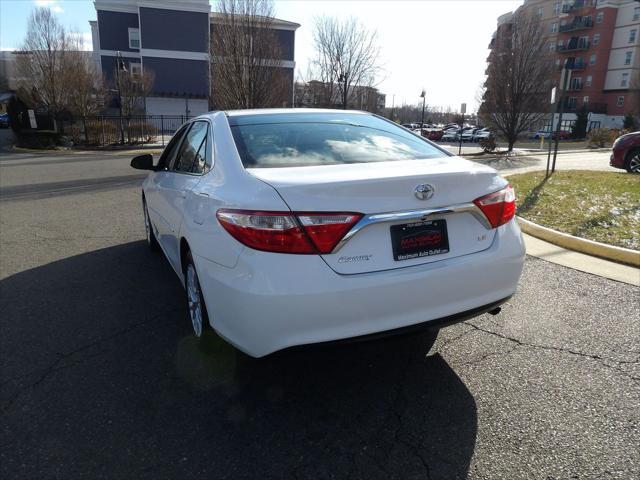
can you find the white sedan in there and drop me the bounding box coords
[131,109,525,357]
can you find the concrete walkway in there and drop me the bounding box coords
[523,233,639,286]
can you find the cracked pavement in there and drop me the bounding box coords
[1,149,639,479]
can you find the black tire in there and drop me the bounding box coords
[143,199,160,252]
[624,148,640,173]
[184,251,210,337]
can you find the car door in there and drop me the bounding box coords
[145,124,189,249]
[155,120,210,272]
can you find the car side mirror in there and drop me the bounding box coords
[130,154,154,171]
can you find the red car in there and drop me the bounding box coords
[610,132,640,173]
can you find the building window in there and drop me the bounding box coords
[621,72,629,87]
[130,62,141,80]
[617,96,624,107]
[537,7,543,18]
[555,58,561,66]
[586,75,592,87]
[583,96,589,104]
[634,7,640,21]
[128,28,140,49]
[596,12,603,24]
[558,40,564,49]
[567,97,578,109]
[551,22,558,33]
[570,77,582,90]
[593,33,600,45]
[629,29,637,44]
[625,51,633,65]
[554,2,561,15]
[589,54,596,65]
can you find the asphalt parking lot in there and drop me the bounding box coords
[1,149,639,479]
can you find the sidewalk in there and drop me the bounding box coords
[523,233,639,286]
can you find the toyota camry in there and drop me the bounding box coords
[131,109,526,357]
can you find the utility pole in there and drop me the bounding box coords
[552,66,571,173]
[420,89,426,127]
[390,94,395,121]
[458,102,466,156]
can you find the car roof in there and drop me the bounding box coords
[225,108,369,117]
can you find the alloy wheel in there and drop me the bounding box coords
[629,153,640,173]
[186,264,203,336]
[143,203,151,244]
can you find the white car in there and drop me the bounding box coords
[473,128,492,142]
[131,109,525,357]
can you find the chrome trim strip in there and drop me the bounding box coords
[331,202,492,253]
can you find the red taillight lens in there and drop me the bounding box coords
[473,184,516,228]
[216,210,362,254]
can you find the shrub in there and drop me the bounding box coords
[15,131,61,149]
[479,135,497,153]
[587,128,614,148]
[623,113,637,131]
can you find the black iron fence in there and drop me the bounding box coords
[25,115,192,147]
[58,115,193,147]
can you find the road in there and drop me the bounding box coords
[1,149,638,479]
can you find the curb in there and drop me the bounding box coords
[517,217,640,268]
[7,145,163,156]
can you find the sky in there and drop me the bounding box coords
[0,0,524,112]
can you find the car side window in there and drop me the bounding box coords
[157,126,188,171]
[173,121,208,174]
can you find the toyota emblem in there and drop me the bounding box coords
[414,184,435,200]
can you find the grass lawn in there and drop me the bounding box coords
[508,170,640,250]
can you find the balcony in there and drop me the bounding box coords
[558,40,590,52]
[559,19,593,32]
[566,58,586,70]
[561,0,595,14]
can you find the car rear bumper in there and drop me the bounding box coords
[195,219,526,357]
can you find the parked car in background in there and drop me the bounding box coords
[423,128,444,141]
[531,129,570,140]
[461,128,480,142]
[0,113,9,128]
[610,131,640,173]
[473,128,492,142]
[441,130,460,142]
[131,109,525,357]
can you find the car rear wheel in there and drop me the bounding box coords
[625,149,640,173]
[143,200,159,252]
[185,252,209,337]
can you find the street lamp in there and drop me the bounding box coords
[115,51,127,145]
[420,89,426,128]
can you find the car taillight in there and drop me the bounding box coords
[216,209,362,254]
[473,184,516,228]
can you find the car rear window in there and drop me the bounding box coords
[229,113,447,168]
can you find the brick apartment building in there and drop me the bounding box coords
[488,0,640,129]
[294,80,386,113]
[90,0,299,116]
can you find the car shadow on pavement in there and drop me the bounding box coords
[1,241,477,480]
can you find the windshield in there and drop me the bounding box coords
[229,113,448,168]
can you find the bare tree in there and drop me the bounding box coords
[210,0,290,109]
[312,16,381,109]
[65,36,104,119]
[115,65,154,117]
[479,12,554,151]
[15,7,74,118]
